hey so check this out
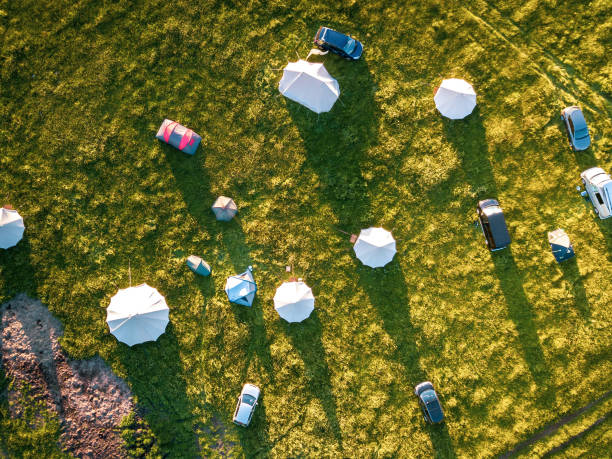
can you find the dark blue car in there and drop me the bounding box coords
[415,381,444,424]
[314,27,363,61]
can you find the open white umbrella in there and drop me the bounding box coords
[0,207,25,249]
[273,280,314,323]
[434,78,477,119]
[278,60,340,113]
[353,227,397,268]
[106,284,169,346]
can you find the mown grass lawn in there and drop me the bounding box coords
[1,0,611,457]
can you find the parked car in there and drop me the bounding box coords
[560,106,591,151]
[477,199,511,251]
[233,384,260,427]
[414,381,444,424]
[580,167,612,219]
[313,26,363,61]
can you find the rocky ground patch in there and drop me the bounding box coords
[1,294,134,458]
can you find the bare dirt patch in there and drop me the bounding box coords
[1,294,134,458]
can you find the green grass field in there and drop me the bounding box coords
[1,0,611,457]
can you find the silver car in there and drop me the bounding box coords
[581,167,612,219]
[233,384,260,427]
[561,106,591,151]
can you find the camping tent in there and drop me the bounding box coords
[225,266,257,307]
[548,229,575,263]
[278,60,340,113]
[106,284,169,346]
[273,280,314,323]
[0,207,25,249]
[155,119,201,155]
[434,78,477,119]
[212,196,237,221]
[353,227,397,268]
[186,255,211,276]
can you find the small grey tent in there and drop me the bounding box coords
[212,196,237,221]
[156,119,201,155]
[548,229,575,263]
[186,255,211,276]
[225,266,257,307]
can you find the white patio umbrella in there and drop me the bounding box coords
[106,283,169,346]
[273,280,315,323]
[0,207,25,249]
[434,78,477,119]
[353,227,397,268]
[278,60,340,113]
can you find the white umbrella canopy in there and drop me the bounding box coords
[0,207,25,249]
[353,227,397,268]
[273,280,315,323]
[278,60,340,114]
[106,284,169,346]
[434,78,477,119]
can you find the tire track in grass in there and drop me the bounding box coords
[461,4,612,118]
[478,0,612,109]
[541,411,612,458]
[497,389,612,458]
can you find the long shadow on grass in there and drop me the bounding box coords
[163,146,274,447]
[114,324,200,457]
[358,260,457,458]
[491,252,553,392]
[286,57,379,230]
[556,258,589,318]
[0,236,38,302]
[443,112,552,391]
[164,146,274,382]
[283,310,343,449]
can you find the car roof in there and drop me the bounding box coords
[484,207,511,246]
[421,389,444,423]
[321,27,349,46]
[569,108,587,129]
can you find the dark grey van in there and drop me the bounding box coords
[477,199,511,251]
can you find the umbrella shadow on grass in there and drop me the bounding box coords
[114,324,200,457]
[357,260,457,458]
[285,57,379,230]
[282,310,344,450]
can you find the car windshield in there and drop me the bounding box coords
[242,394,256,406]
[575,127,589,139]
[343,38,356,54]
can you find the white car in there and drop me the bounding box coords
[581,167,612,219]
[233,384,260,427]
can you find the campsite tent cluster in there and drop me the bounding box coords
[0,52,583,352]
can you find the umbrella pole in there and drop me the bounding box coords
[128,260,132,287]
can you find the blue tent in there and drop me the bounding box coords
[225,266,257,306]
[186,255,211,276]
[548,229,575,263]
